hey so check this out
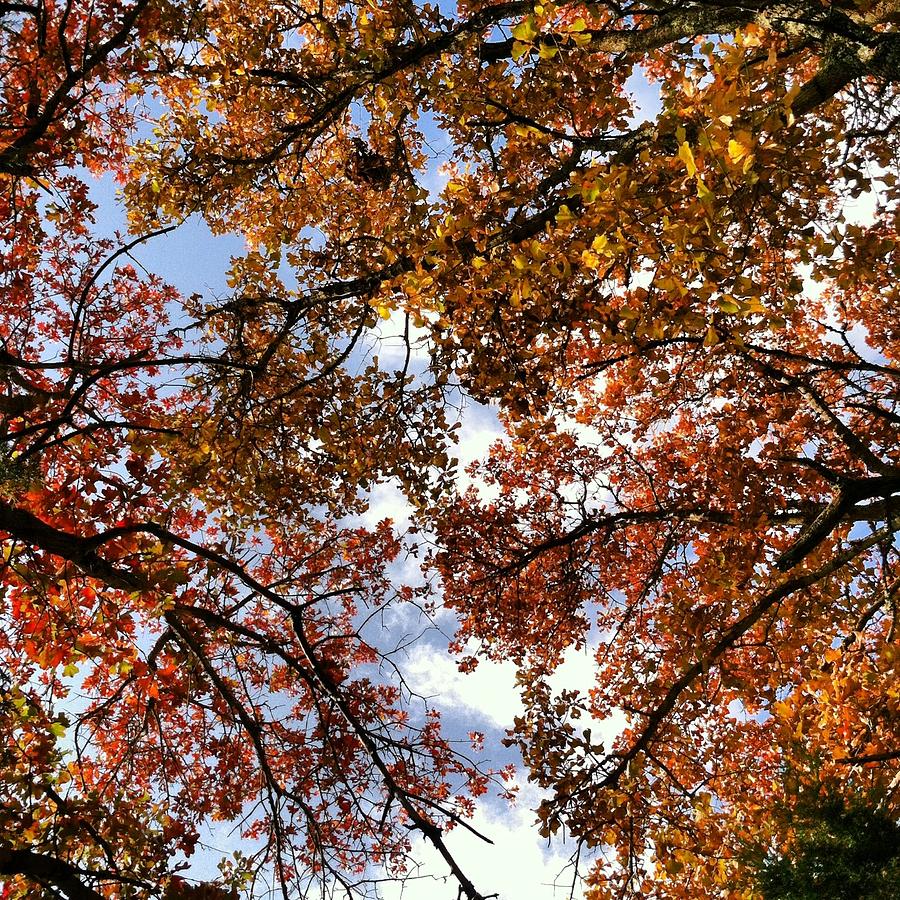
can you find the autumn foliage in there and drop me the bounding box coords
[1,0,899,897]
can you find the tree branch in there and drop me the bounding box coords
[0,847,106,900]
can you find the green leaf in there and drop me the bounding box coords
[582,183,600,203]
[511,16,538,42]
[511,40,531,61]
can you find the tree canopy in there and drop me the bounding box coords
[750,782,900,900]
[1,0,899,897]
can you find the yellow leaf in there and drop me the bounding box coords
[727,139,747,162]
[582,182,600,203]
[772,700,792,718]
[728,134,754,165]
[696,176,714,202]
[511,16,538,42]
[783,80,802,110]
[511,41,531,61]
[678,142,697,177]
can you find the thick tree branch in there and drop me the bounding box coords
[480,6,754,63]
[0,499,146,589]
[489,489,900,580]
[0,847,106,900]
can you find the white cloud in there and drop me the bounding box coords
[550,645,628,749]
[380,780,588,900]
[404,642,523,728]
[384,639,625,900]
[372,309,434,367]
[403,639,624,741]
[361,479,415,532]
[841,185,878,227]
[455,402,504,499]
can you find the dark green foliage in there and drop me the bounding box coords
[752,790,900,900]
